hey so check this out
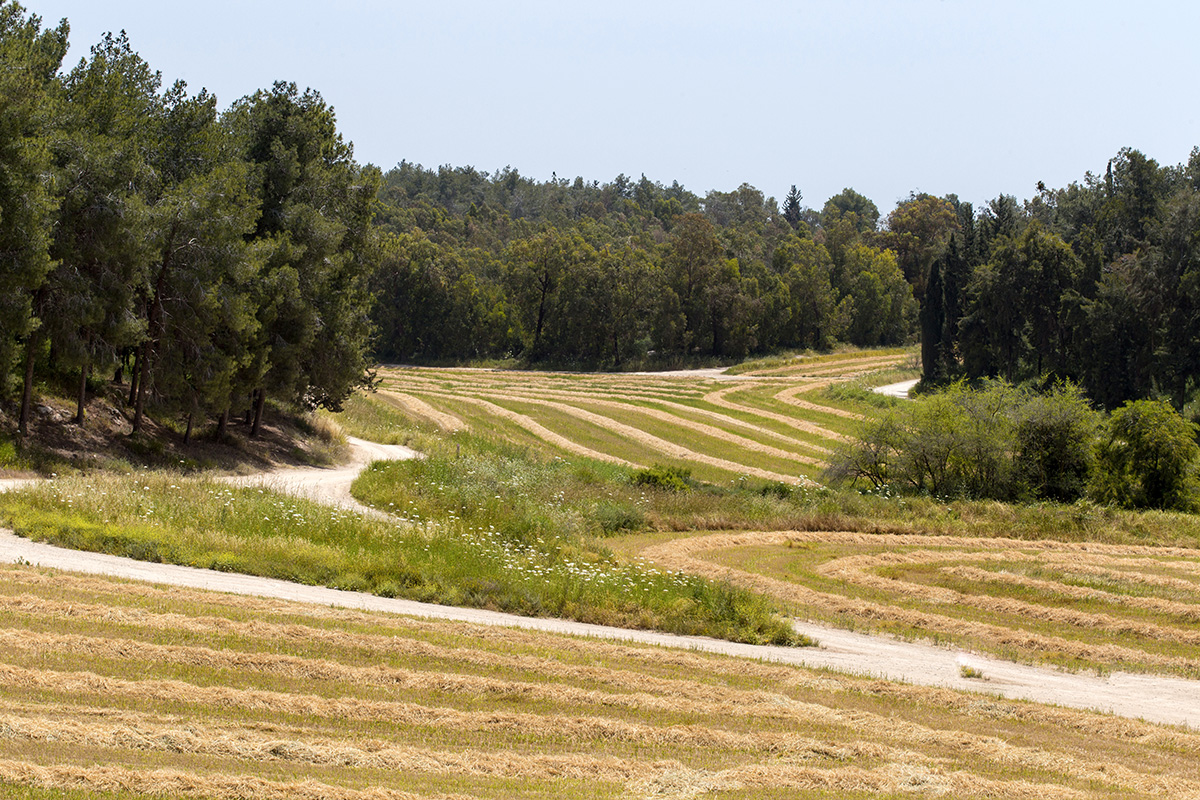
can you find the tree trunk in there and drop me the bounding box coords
[128,345,140,407]
[184,412,193,445]
[132,342,151,433]
[250,389,266,438]
[215,408,229,441]
[74,362,89,425]
[18,329,40,437]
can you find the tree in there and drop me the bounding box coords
[879,192,958,296]
[503,228,591,359]
[0,2,67,428]
[782,185,803,229]
[820,188,879,233]
[839,244,915,346]
[959,222,1083,382]
[33,30,159,425]
[227,81,380,433]
[1014,381,1100,502]
[1092,399,1199,510]
[133,84,261,437]
[772,236,843,349]
[664,213,724,353]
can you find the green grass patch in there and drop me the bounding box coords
[0,457,802,647]
[350,433,805,645]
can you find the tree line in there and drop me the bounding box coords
[1,4,379,440]
[370,146,1200,421]
[371,168,917,367]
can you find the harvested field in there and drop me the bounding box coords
[3,564,1200,799]
[638,529,1200,677]
[373,349,912,484]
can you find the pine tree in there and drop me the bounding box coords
[782,185,802,229]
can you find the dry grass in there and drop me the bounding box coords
[637,529,1200,676]
[367,353,906,480]
[3,563,1200,799]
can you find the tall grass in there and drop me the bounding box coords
[0,463,803,645]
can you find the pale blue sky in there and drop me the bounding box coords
[21,0,1200,214]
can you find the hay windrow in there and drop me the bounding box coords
[639,530,1200,673]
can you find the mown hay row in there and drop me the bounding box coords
[8,566,1200,753]
[376,392,466,432]
[0,663,896,757]
[739,354,907,380]
[5,639,1194,796]
[702,385,849,442]
[0,709,656,784]
[416,389,816,484]
[0,593,832,716]
[639,531,1200,671]
[819,550,1200,644]
[426,382,838,454]
[0,758,468,800]
[450,388,828,465]
[419,393,642,467]
[773,381,867,420]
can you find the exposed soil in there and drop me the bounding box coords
[0,382,347,477]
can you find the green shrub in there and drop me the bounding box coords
[0,438,18,468]
[1092,399,1199,511]
[1015,382,1101,501]
[590,500,645,533]
[829,380,1103,503]
[632,464,693,492]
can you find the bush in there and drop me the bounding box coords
[1092,399,1199,510]
[1015,382,1101,501]
[828,380,1102,503]
[632,464,693,492]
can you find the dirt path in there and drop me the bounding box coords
[221,436,419,518]
[873,378,920,398]
[2,440,1199,729]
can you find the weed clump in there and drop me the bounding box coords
[632,465,693,493]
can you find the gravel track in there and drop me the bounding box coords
[2,438,1199,730]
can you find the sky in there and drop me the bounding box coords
[19,0,1200,214]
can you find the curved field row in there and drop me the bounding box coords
[373,351,914,481]
[636,530,1200,677]
[736,351,910,377]
[441,389,827,465]
[3,565,1199,799]
[410,380,840,453]
[378,391,466,432]
[430,389,818,484]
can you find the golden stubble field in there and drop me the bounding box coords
[6,348,1200,798]
[5,563,1200,800]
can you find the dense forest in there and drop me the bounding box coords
[1,5,378,439]
[372,150,1200,417]
[4,0,1200,443]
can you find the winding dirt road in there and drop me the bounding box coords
[3,439,1199,730]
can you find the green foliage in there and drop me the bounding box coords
[0,437,18,468]
[1092,399,1200,511]
[632,464,693,493]
[1015,382,1101,501]
[829,381,1103,503]
[0,2,67,396]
